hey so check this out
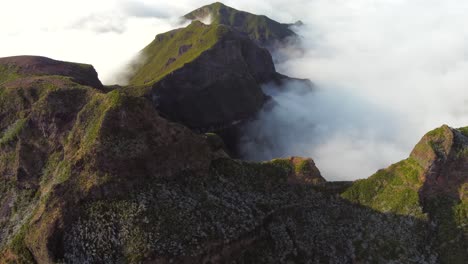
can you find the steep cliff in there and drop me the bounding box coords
[127,21,284,130]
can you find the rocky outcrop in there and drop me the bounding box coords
[410,125,468,201]
[268,157,326,185]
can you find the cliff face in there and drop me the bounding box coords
[145,28,278,129]
[128,21,283,130]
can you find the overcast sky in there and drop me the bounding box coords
[2,0,468,180]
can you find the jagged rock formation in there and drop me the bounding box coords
[184,2,297,48]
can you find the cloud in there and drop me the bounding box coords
[120,1,171,18]
[238,0,468,180]
[240,81,411,181]
[70,14,127,34]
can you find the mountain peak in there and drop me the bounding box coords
[184,2,297,47]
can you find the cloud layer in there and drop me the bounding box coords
[2,0,468,180]
[240,0,468,180]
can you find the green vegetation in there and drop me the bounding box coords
[458,126,468,137]
[294,159,310,175]
[0,64,21,85]
[129,22,230,86]
[184,2,295,45]
[0,118,27,146]
[9,224,34,264]
[342,158,425,217]
[268,158,293,174]
[68,90,124,156]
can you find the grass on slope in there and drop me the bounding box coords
[0,64,21,85]
[129,21,229,86]
[342,157,425,218]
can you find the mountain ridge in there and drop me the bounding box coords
[0,2,466,263]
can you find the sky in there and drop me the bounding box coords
[2,0,468,180]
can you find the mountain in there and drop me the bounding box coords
[125,3,308,153]
[127,19,300,135]
[0,3,466,264]
[127,21,277,131]
[0,55,464,263]
[184,2,297,48]
[343,125,468,263]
